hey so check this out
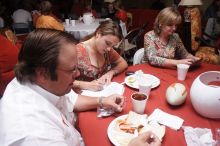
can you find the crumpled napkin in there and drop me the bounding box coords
[147,108,184,130]
[182,126,215,146]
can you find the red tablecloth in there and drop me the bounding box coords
[78,63,220,146]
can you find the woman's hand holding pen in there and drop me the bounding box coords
[99,70,115,85]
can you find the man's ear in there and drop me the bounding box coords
[35,67,49,83]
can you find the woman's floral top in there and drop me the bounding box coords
[76,43,120,81]
[143,30,190,66]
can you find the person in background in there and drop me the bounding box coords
[73,20,128,91]
[12,1,32,26]
[0,29,125,146]
[82,0,98,18]
[0,1,6,28]
[114,0,128,23]
[203,0,220,22]
[202,0,220,42]
[36,0,64,31]
[31,1,41,28]
[143,7,200,69]
[101,0,117,20]
[0,16,4,28]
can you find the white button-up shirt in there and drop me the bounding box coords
[0,78,84,146]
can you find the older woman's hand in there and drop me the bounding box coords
[178,58,194,65]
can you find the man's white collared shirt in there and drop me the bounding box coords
[0,78,84,146]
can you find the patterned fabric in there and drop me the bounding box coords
[195,47,220,65]
[143,30,189,66]
[76,43,120,81]
[36,15,64,31]
[190,7,201,51]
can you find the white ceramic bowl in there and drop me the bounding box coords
[190,71,220,119]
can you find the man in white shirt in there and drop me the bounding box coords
[0,29,124,146]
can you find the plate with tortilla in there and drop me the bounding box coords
[107,111,165,146]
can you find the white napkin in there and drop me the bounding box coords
[81,82,124,97]
[147,108,184,130]
[182,126,215,146]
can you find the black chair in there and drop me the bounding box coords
[115,22,148,64]
[12,23,31,36]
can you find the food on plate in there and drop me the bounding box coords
[112,111,165,146]
[127,76,136,83]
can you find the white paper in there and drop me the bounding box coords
[81,82,124,97]
[182,126,215,146]
[148,108,184,130]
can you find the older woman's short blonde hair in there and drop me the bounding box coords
[154,7,182,35]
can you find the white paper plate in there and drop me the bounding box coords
[125,74,160,89]
[107,115,131,146]
[107,114,165,146]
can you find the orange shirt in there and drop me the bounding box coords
[36,15,64,31]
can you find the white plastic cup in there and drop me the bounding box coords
[131,92,148,114]
[177,64,190,81]
[138,81,152,97]
[70,20,75,26]
[137,75,152,96]
[65,19,70,26]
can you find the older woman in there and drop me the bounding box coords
[73,20,128,91]
[143,7,200,68]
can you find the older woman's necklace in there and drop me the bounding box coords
[159,38,168,46]
[159,35,169,46]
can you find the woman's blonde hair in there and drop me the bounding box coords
[154,7,182,35]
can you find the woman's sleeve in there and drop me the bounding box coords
[109,48,121,62]
[174,34,190,59]
[143,32,165,66]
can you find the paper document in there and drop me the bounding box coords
[81,82,124,97]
